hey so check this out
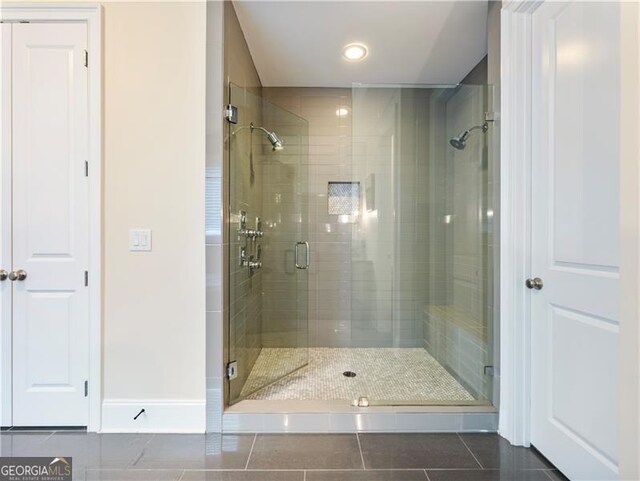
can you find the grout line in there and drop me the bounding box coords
[424,469,432,481]
[244,433,257,470]
[180,469,474,472]
[457,433,484,469]
[303,470,307,481]
[176,469,186,481]
[355,432,366,470]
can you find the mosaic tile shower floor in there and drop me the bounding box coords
[241,348,476,402]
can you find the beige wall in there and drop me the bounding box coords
[103,2,206,403]
[619,1,640,477]
[14,1,207,427]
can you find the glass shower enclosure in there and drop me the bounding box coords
[227,83,310,404]
[348,84,498,405]
[225,82,498,408]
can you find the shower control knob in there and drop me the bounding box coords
[0,269,7,281]
[525,277,543,290]
[248,260,262,270]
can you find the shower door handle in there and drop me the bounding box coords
[295,241,310,270]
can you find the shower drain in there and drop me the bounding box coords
[343,371,356,378]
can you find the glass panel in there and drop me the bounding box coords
[228,83,309,404]
[349,84,496,406]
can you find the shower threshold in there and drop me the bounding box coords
[222,400,497,433]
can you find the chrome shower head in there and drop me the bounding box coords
[449,122,488,150]
[450,130,471,150]
[266,131,283,151]
[251,124,284,151]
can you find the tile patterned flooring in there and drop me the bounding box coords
[0,430,569,480]
[242,348,475,402]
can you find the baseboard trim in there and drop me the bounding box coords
[101,399,206,433]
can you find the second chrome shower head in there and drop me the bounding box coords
[449,122,489,150]
[251,124,284,151]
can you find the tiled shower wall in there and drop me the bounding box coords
[263,88,353,348]
[350,88,435,348]
[264,87,444,349]
[259,106,309,352]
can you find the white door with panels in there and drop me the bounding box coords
[1,22,89,426]
[530,2,620,479]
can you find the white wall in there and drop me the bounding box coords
[13,0,208,432]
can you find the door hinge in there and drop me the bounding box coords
[224,104,238,124]
[84,380,88,397]
[226,360,238,380]
[84,160,89,177]
[484,365,495,376]
[84,50,88,68]
[84,270,88,287]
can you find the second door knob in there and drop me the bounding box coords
[525,277,543,290]
[9,270,27,281]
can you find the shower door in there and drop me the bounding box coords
[227,83,309,404]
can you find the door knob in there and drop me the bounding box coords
[8,269,27,281]
[0,270,7,281]
[525,277,543,290]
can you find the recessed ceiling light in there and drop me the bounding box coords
[342,43,368,62]
[336,107,350,117]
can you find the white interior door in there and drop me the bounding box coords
[0,23,12,427]
[531,2,620,479]
[11,22,89,426]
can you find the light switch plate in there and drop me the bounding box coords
[130,229,152,252]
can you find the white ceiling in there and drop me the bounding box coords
[232,1,489,88]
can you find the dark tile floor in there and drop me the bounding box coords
[0,430,569,481]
